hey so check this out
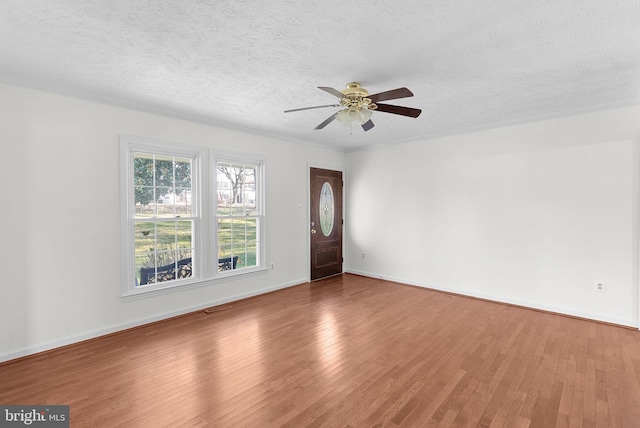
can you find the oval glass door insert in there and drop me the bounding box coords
[319,182,334,236]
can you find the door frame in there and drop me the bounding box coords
[307,163,346,282]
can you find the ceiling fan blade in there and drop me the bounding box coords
[375,103,422,118]
[314,111,340,130]
[318,87,345,99]
[284,104,340,113]
[361,119,375,132]
[367,87,414,103]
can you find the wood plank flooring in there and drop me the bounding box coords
[2,274,640,427]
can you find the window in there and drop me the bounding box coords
[121,136,266,298]
[216,160,262,273]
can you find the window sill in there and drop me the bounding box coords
[121,266,271,302]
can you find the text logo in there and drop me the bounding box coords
[1,406,69,427]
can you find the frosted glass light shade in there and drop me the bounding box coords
[357,107,373,123]
[336,107,372,125]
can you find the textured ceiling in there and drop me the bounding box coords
[2,1,640,151]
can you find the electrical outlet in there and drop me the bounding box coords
[362,252,366,258]
[270,263,275,269]
[595,282,605,292]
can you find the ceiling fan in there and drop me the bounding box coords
[284,82,421,132]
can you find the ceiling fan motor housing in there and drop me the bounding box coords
[340,82,377,111]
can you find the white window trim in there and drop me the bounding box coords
[120,135,268,300]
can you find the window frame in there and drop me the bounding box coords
[120,136,203,298]
[120,135,267,300]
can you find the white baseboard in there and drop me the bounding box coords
[346,269,638,329]
[0,277,307,364]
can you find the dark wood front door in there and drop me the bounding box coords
[310,168,343,280]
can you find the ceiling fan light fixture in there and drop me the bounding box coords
[358,107,373,124]
[336,108,354,125]
[336,106,372,126]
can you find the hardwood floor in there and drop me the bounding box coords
[2,274,640,427]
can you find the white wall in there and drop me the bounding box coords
[0,83,344,361]
[2,82,639,362]
[346,106,640,327]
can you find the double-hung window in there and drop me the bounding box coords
[121,136,265,298]
[215,159,263,273]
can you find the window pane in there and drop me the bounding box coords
[156,187,175,218]
[153,250,178,283]
[217,190,231,216]
[156,222,177,252]
[231,204,245,216]
[176,221,192,251]
[218,247,234,272]
[231,218,247,244]
[150,250,192,283]
[134,219,193,284]
[218,217,235,272]
[176,250,193,280]
[217,167,231,216]
[218,219,231,251]
[135,222,156,255]
[216,218,259,271]
[134,155,154,187]
[175,189,192,216]
[155,157,174,187]
[244,219,258,268]
[218,165,243,206]
[244,179,257,216]
[134,187,156,217]
[136,254,156,286]
[175,158,191,188]
[133,155,155,213]
[218,245,232,259]
[319,182,335,236]
[240,167,256,216]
